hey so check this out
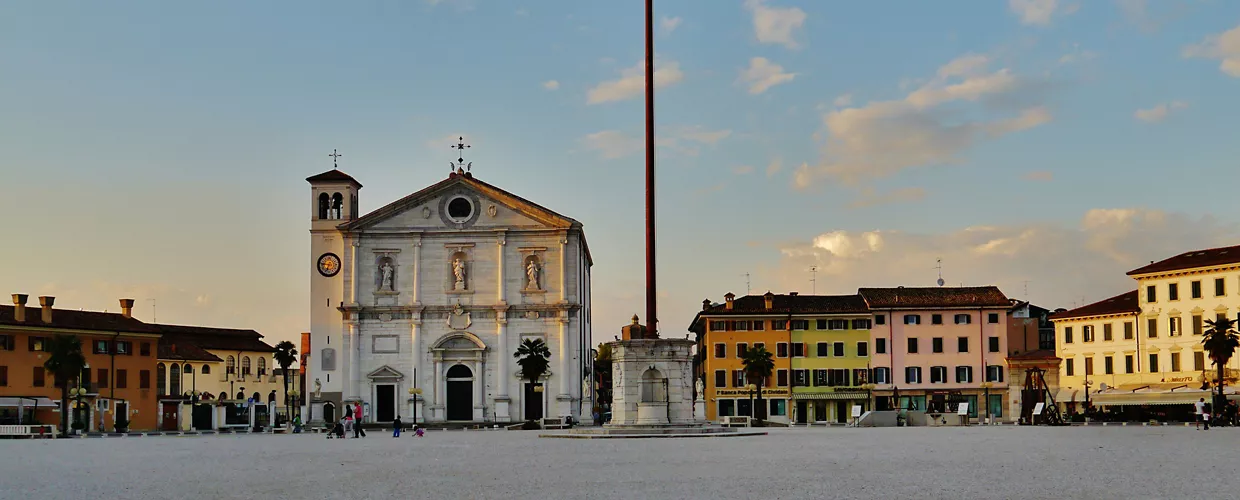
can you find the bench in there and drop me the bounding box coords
[0,425,56,438]
[720,416,751,427]
[541,417,570,430]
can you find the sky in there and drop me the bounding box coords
[3,0,1240,351]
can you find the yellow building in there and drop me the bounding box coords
[153,324,286,430]
[690,292,873,424]
[788,295,872,424]
[1052,244,1240,418]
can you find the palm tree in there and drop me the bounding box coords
[273,340,298,425]
[1203,317,1240,408]
[43,335,86,437]
[515,338,552,422]
[741,346,775,425]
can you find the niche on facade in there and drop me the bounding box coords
[448,250,471,293]
[375,255,398,294]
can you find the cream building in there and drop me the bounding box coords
[304,162,592,425]
[1053,244,1240,411]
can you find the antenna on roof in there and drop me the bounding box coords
[743,272,751,295]
[935,258,945,287]
[810,266,817,295]
[1022,280,1031,299]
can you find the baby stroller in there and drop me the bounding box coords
[327,420,345,439]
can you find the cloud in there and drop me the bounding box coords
[587,59,685,104]
[744,0,806,49]
[581,130,642,160]
[581,126,731,160]
[1009,0,1067,26]
[1023,170,1054,181]
[542,80,560,90]
[1116,0,1158,33]
[660,16,682,34]
[766,159,784,177]
[833,94,853,107]
[738,57,797,94]
[794,54,1053,189]
[733,165,755,175]
[848,187,927,209]
[1183,24,1240,77]
[771,208,1234,305]
[694,182,726,197]
[1134,101,1187,123]
[1058,44,1099,65]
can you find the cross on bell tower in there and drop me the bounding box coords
[450,137,472,174]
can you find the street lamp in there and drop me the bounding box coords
[980,382,993,425]
[70,386,89,434]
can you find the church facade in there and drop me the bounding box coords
[304,166,592,425]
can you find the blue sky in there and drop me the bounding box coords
[3,0,1240,347]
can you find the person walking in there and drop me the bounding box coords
[1195,398,1207,430]
[393,415,403,438]
[354,404,366,438]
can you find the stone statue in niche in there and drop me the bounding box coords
[452,257,467,290]
[380,262,394,291]
[314,378,322,398]
[525,259,540,290]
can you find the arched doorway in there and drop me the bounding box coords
[323,402,336,424]
[446,364,473,421]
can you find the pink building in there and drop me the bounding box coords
[860,287,1011,421]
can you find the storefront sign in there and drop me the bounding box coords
[714,389,790,397]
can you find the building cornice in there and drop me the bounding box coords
[0,325,161,339]
[1131,263,1240,281]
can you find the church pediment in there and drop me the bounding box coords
[341,173,579,232]
[367,365,405,380]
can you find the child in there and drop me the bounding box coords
[414,425,424,438]
[393,415,403,438]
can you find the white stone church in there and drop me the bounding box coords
[304,163,592,425]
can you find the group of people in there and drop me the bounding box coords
[1195,398,1240,430]
[326,404,423,438]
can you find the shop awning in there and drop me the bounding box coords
[791,392,868,400]
[1055,389,1081,403]
[1090,390,1212,406]
[0,397,57,408]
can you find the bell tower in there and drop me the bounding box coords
[305,153,363,420]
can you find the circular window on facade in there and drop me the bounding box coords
[447,196,473,221]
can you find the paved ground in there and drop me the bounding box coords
[0,426,1234,499]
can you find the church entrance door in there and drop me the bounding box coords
[375,385,395,422]
[524,382,543,421]
[445,365,473,421]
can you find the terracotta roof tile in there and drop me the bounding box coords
[0,305,160,334]
[858,286,1010,309]
[1048,290,1139,321]
[157,340,224,362]
[1127,244,1240,276]
[306,169,363,187]
[701,294,870,315]
[151,324,275,353]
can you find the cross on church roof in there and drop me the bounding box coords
[451,136,472,174]
[328,149,342,169]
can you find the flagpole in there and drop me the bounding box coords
[644,0,658,338]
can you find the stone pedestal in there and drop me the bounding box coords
[607,338,698,427]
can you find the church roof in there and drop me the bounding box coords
[306,169,363,188]
[341,171,592,264]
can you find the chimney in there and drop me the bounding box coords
[790,291,799,296]
[764,291,775,310]
[119,298,135,319]
[38,296,55,323]
[724,292,736,310]
[12,294,28,322]
[702,299,712,311]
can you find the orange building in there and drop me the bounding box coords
[0,295,163,432]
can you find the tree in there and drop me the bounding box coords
[1203,317,1240,408]
[740,346,775,425]
[515,338,552,422]
[43,335,86,437]
[273,340,298,424]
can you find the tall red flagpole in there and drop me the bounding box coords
[644,0,658,338]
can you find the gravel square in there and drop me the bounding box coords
[0,426,1232,499]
